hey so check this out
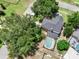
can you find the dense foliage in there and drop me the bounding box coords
[63,26,74,38]
[63,12,79,37]
[57,40,69,51]
[67,12,79,29]
[32,0,59,17]
[0,14,42,58]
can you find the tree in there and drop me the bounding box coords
[33,15,44,22]
[63,26,74,38]
[32,0,59,17]
[67,12,79,29]
[57,40,69,51]
[0,14,42,58]
[63,12,79,38]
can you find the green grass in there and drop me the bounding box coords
[60,0,73,3]
[74,0,79,5]
[0,0,34,16]
[59,0,79,5]
[59,8,74,23]
[4,0,18,3]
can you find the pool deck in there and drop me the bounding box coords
[26,40,60,59]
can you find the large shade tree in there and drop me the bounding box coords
[32,0,59,17]
[0,14,42,58]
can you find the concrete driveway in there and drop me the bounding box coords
[23,0,36,16]
[0,45,8,59]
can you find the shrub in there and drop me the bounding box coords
[57,40,69,51]
[63,26,74,38]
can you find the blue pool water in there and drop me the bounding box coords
[44,37,52,49]
[76,44,79,52]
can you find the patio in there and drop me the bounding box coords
[26,40,60,59]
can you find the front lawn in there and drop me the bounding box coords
[59,0,73,3]
[59,0,79,6]
[0,0,34,16]
[59,8,74,23]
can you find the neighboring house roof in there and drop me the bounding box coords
[72,29,79,40]
[69,29,79,53]
[63,47,79,59]
[47,31,58,39]
[42,15,63,34]
[69,37,78,47]
[69,37,79,52]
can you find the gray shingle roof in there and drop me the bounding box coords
[42,15,63,34]
[42,18,54,31]
[52,15,63,33]
[47,31,58,39]
[72,29,79,40]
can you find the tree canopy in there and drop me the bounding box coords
[32,0,59,17]
[63,12,79,37]
[63,26,74,38]
[67,12,79,29]
[0,14,42,58]
[57,40,69,51]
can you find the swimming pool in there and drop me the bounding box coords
[44,37,55,49]
[75,44,79,52]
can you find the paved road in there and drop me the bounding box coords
[58,1,79,12]
[0,45,8,59]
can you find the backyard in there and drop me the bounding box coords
[0,0,34,16]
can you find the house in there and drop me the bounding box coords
[63,47,79,59]
[42,15,63,50]
[69,29,79,52]
[42,15,63,39]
